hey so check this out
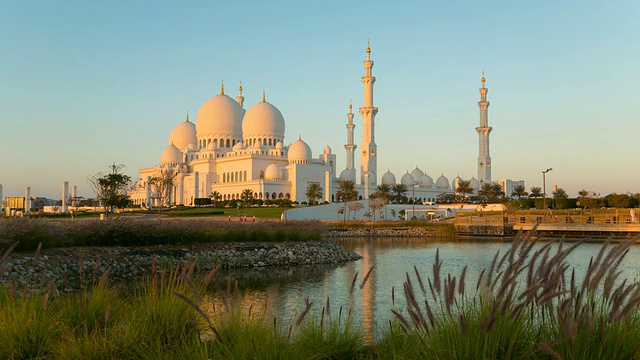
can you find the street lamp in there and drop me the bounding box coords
[542,168,553,209]
[411,181,421,220]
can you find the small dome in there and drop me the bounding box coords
[420,173,434,188]
[169,118,197,151]
[264,163,281,181]
[288,137,312,163]
[400,172,415,186]
[207,141,216,150]
[242,101,286,141]
[195,93,244,138]
[324,145,332,154]
[186,143,196,151]
[339,168,356,182]
[275,141,283,150]
[161,145,183,165]
[469,177,480,192]
[381,170,396,185]
[410,166,424,181]
[232,142,244,152]
[436,174,450,189]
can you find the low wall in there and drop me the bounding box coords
[455,224,514,236]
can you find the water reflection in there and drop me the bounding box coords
[204,237,640,337]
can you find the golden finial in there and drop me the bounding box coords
[298,134,302,141]
[349,99,353,111]
[185,112,189,122]
[238,80,243,92]
[262,89,266,102]
[366,39,371,54]
[481,70,485,85]
[220,81,225,95]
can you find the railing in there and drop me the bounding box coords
[511,209,640,225]
[456,209,640,226]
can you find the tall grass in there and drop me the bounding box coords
[0,217,327,251]
[2,228,640,359]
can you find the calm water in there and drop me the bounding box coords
[208,237,640,336]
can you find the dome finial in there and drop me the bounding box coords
[349,99,353,111]
[298,134,301,141]
[481,70,485,86]
[262,89,266,102]
[185,112,189,122]
[220,80,225,95]
[238,80,243,94]
[366,39,371,59]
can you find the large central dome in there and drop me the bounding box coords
[195,93,244,140]
[242,100,285,146]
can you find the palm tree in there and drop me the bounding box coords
[209,191,221,207]
[478,182,505,203]
[456,180,473,202]
[529,187,542,198]
[371,184,392,202]
[336,180,358,203]
[241,189,254,209]
[553,188,568,199]
[390,184,409,204]
[305,183,323,206]
[511,184,528,199]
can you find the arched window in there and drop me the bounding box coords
[285,193,290,200]
[278,193,284,199]
[226,139,230,148]
[243,171,247,181]
[268,139,272,146]
[232,139,236,146]
[271,192,276,200]
[259,192,262,199]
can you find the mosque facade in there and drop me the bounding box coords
[129,44,515,207]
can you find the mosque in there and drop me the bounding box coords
[129,43,519,207]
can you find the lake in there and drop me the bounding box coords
[209,236,640,337]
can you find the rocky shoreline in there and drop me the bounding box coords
[1,241,362,291]
[324,226,451,238]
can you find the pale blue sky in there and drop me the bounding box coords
[1,1,638,199]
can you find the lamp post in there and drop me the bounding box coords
[542,168,553,209]
[411,181,421,220]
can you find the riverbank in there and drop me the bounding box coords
[1,241,361,291]
[324,222,455,238]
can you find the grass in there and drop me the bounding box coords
[2,228,640,359]
[0,217,328,251]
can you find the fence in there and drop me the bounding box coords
[511,209,640,225]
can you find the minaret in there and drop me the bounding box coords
[236,81,244,108]
[344,100,357,171]
[476,71,492,182]
[359,41,378,189]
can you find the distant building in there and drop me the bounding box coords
[499,179,526,198]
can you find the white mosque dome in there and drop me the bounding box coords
[264,163,281,181]
[324,145,332,154]
[469,177,480,191]
[275,141,283,150]
[339,168,356,182]
[400,172,415,186]
[161,144,183,165]
[242,101,285,141]
[436,174,450,189]
[186,143,196,151]
[168,117,197,151]
[420,173,434,188]
[288,137,312,164]
[207,141,216,150]
[195,93,244,138]
[381,170,396,185]
[410,166,424,181]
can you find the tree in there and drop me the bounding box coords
[369,197,386,221]
[210,191,221,207]
[456,180,473,202]
[511,184,528,199]
[553,188,568,199]
[436,193,457,204]
[347,201,365,220]
[605,193,638,208]
[529,187,542,198]
[478,182,505,203]
[149,168,178,215]
[390,184,409,204]
[336,180,358,203]
[305,183,323,206]
[371,184,392,202]
[241,189,254,209]
[87,163,132,216]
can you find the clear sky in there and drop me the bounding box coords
[1,1,639,199]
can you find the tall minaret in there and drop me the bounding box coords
[344,100,357,171]
[476,71,492,182]
[236,81,244,108]
[359,41,378,189]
